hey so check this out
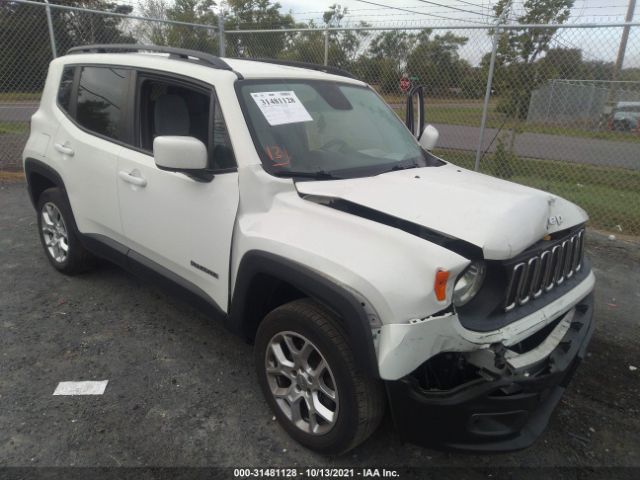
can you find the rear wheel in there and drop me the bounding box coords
[254,298,385,454]
[36,187,96,274]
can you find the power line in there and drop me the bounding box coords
[412,0,496,18]
[452,0,494,9]
[351,0,487,24]
[319,9,496,19]
[288,2,499,16]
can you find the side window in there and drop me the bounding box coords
[137,76,236,170]
[76,66,130,141]
[57,66,75,114]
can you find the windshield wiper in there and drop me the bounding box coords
[273,170,343,180]
[380,162,420,174]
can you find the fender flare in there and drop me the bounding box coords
[227,250,380,378]
[23,158,67,208]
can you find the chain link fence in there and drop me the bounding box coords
[1,0,639,235]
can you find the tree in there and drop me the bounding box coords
[406,31,469,97]
[0,0,134,92]
[54,1,135,52]
[137,0,219,52]
[367,31,416,93]
[0,1,52,91]
[279,4,368,68]
[226,0,295,58]
[136,0,171,45]
[166,0,218,52]
[491,0,574,118]
[369,30,415,63]
[484,0,575,174]
[538,47,582,78]
[322,4,368,68]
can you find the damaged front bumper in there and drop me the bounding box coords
[386,292,595,452]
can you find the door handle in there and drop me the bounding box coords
[54,143,74,156]
[118,170,147,187]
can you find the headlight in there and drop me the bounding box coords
[453,261,486,307]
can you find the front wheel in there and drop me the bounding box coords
[254,299,385,454]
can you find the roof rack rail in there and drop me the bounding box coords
[66,44,241,76]
[240,58,355,79]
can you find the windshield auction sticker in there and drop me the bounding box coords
[251,91,313,126]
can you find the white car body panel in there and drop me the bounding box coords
[377,271,595,380]
[117,148,239,311]
[23,52,595,386]
[296,164,589,260]
[23,65,58,163]
[51,110,124,241]
[231,166,470,325]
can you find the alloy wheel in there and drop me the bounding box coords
[265,331,339,435]
[41,202,69,263]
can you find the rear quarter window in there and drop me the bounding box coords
[76,66,131,141]
[57,66,75,114]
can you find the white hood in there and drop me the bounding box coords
[296,164,588,260]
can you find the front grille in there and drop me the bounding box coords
[504,229,585,312]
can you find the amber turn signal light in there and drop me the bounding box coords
[434,269,449,301]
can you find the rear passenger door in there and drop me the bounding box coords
[116,72,239,313]
[51,66,132,242]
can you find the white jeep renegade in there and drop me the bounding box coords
[23,45,595,454]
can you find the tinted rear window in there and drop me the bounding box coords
[76,66,130,140]
[57,66,75,113]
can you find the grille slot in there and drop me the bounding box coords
[505,229,585,312]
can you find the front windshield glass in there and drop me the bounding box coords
[238,80,442,178]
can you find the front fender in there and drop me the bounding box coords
[228,250,380,377]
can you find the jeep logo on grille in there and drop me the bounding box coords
[548,215,564,227]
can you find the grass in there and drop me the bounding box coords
[0,122,29,135]
[0,170,25,182]
[392,102,640,144]
[0,92,41,102]
[434,148,640,235]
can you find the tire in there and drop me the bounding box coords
[254,298,385,455]
[36,187,96,274]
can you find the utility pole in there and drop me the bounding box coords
[609,0,636,104]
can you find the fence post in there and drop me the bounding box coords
[324,25,329,66]
[474,24,501,172]
[44,0,57,58]
[218,12,225,57]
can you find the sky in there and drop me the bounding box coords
[277,0,633,25]
[272,0,638,68]
[116,0,638,68]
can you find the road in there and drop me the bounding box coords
[0,182,639,475]
[434,123,640,171]
[0,102,38,122]
[1,102,638,170]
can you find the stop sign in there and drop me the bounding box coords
[400,75,411,93]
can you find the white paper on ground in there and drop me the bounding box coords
[250,91,313,126]
[53,380,109,395]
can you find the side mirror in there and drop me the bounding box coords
[153,136,208,172]
[405,84,425,138]
[419,124,439,151]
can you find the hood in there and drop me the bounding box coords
[296,164,588,260]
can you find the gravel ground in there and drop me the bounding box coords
[0,182,639,477]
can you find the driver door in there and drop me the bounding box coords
[116,72,239,312]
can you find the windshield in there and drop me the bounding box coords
[238,80,442,178]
